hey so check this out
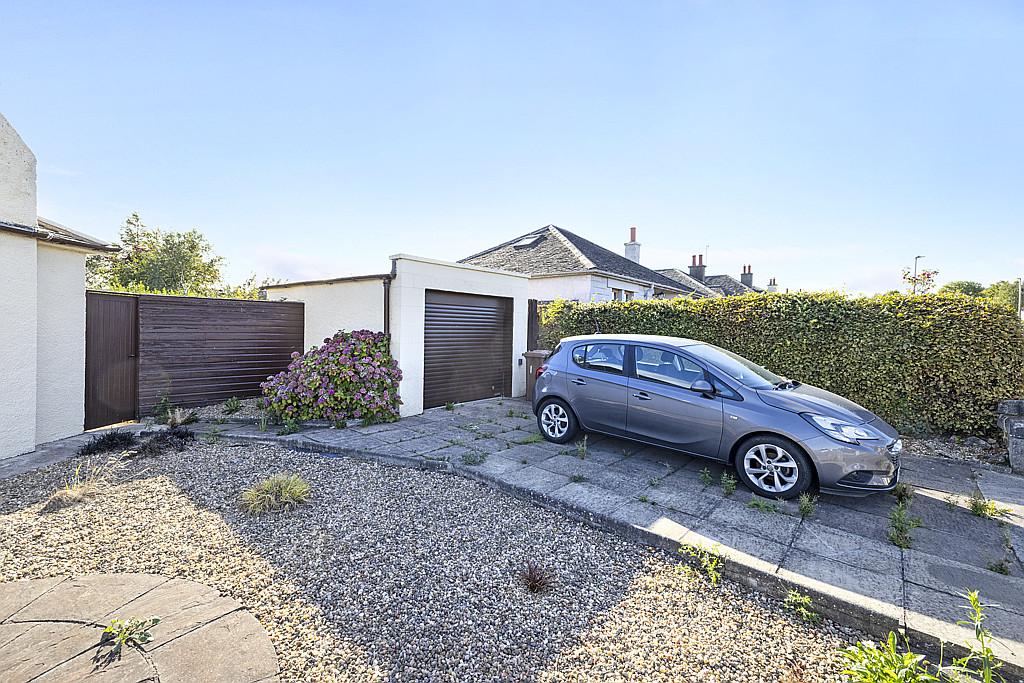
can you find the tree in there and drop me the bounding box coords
[938,280,985,296]
[982,280,1021,312]
[901,267,939,294]
[86,213,272,298]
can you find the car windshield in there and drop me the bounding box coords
[685,343,784,390]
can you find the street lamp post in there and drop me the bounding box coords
[912,255,925,294]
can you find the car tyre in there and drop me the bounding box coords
[734,435,814,500]
[536,399,580,444]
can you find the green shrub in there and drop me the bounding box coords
[261,330,402,424]
[242,473,311,514]
[542,293,1024,435]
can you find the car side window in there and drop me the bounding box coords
[634,346,704,389]
[571,343,625,375]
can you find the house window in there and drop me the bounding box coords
[624,290,634,301]
[611,288,623,301]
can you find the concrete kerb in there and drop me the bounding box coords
[202,427,1022,675]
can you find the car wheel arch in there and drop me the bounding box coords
[726,431,820,486]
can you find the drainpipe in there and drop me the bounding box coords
[383,258,398,336]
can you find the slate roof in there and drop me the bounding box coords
[704,274,759,296]
[0,217,117,252]
[460,225,689,293]
[655,269,719,298]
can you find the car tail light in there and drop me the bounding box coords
[535,364,548,378]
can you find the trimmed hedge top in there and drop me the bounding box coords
[542,293,1024,436]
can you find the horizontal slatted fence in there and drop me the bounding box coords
[136,294,304,413]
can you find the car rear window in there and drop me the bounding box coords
[634,346,704,389]
[571,343,625,375]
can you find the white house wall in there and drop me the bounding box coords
[35,243,87,444]
[0,114,36,228]
[268,279,385,349]
[389,255,530,417]
[527,274,594,302]
[0,231,38,459]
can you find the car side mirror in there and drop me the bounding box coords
[690,379,715,396]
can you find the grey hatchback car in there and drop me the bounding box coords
[533,334,901,499]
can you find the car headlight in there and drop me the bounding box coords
[802,413,881,444]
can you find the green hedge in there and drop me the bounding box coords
[542,293,1024,436]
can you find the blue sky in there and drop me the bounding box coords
[3,1,1022,293]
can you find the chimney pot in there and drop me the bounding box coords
[623,227,641,263]
[699,254,704,266]
[629,226,637,242]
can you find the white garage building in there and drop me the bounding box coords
[264,255,531,416]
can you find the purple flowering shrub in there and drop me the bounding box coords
[261,330,402,424]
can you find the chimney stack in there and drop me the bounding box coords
[740,264,754,288]
[624,226,641,263]
[766,277,778,293]
[688,254,706,282]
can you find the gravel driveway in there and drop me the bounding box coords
[0,441,861,682]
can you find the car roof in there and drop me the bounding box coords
[559,333,704,349]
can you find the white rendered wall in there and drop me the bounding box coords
[389,255,530,416]
[266,278,385,350]
[527,274,595,302]
[0,232,38,458]
[0,114,36,228]
[35,243,87,444]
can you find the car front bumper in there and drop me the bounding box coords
[801,434,902,497]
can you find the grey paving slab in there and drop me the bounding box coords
[812,501,893,545]
[499,444,559,465]
[545,482,634,516]
[904,583,1024,667]
[0,621,118,682]
[977,470,1024,515]
[793,522,902,574]
[103,578,230,649]
[34,638,155,682]
[910,525,1009,572]
[651,468,715,496]
[903,549,1024,615]
[902,467,979,496]
[394,434,451,454]
[707,498,802,546]
[585,436,646,457]
[632,445,695,469]
[636,485,723,519]
[684,520,789,574]
[779,549,904,623]
[494,465,572,494]
[606,502,701,544]
[458,453,527,478]
[607,453,681,481]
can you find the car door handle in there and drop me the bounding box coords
[632,392,652,400]
[571,378,587,386]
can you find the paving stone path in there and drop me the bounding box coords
[0,574,278,682]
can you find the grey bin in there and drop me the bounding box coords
[523,350,552,403]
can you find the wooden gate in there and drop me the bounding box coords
[85,292,139,429]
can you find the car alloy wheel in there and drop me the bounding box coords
[540,402,570,439]
[743,443,800,494]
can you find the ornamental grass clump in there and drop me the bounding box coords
[261,330,402,424]
[242,473,311,515]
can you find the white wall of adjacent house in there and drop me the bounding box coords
[389,255,530,416]
[589,275,651,302]
[266,278,385,350]
[0,114,36,228]
[35,243,88,444]
[0,231,38,458]
[526,274,594,302]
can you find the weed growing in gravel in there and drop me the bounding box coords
[213,417,227,425]
[202,428,223,444]
[747,499,779,514]
[679,544,723,586]
[166,408,198,428]
[447,438,467,447]
[515,433,544,445]
[638,495,649,503]
[841,632,937,682]
[575,436,587,459]
[42,455,128,513]
[258,414,269,432]
[887,502,922,549]
[444,402,456,411]
[460,452,487,466]
[507,409,529,419]
[97,616,160,661]
[77,430,137,457]
[892,482,914,506]
[520,561,555,594]
[223,396,242,415]
[969,491,1011,519]
[798,494,817,519]
[699,467,713,487]
[648,476,662,487]
[783,590,821,624]
[945,494,959,511]
[569,474,586,483]
[720,472,737,496]
[242,473,311,515]
[277,419,300,436]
